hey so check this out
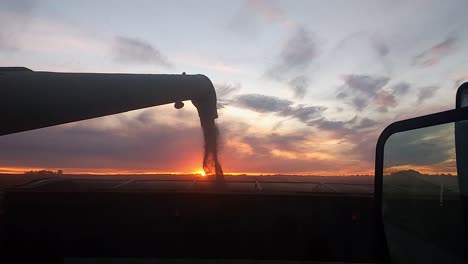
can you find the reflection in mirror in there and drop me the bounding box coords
[383,123,466,263]
[460,88,468,107]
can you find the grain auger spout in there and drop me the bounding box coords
[0,67,224,182]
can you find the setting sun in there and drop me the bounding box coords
[196,170,206,177]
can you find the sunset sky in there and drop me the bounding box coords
[1,0,467,175]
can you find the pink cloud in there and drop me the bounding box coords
[374,91,397,108]
[413,35,457,67]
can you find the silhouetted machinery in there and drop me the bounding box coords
[1,67,377,263]
[0,67,218,136]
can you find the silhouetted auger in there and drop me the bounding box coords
[0,67,224,184]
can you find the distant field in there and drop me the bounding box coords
[0,174,47,189]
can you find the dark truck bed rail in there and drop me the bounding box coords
[3,177,376,263]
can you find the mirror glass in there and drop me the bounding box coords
[460,88,468,107]
[383,122,466,263]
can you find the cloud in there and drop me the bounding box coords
[347,132,379,167]
[241,132,311,157]
[288,75,308,98]
[412,35,457,67]
[310,118,351,131]
[215,82,242,109]
[306,115,383,166]
[417,86,439,103]
[266,27,316,80]
[336,91,348,100]
[266,132,311,152]
[336,74,391,111]
[308,116,385,167]
[391,82,410,95]
[280,105,326,123]
[351,97,368,112]
[236,94,293,113]
[374,91,397,112]
[307,118,354,139]
[374,82,411,112]
[234,94,326,123]
[113,36,173,68]
[218,124,350,174]
[353,118,380,130]
[307,116,382,164]
[343,74,390,96]
[305,116,380,168]
[215,82,241,98]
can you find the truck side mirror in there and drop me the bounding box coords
[375,83,468,263]
[383,121,465,263]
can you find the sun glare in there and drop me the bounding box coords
[196,170,206,177]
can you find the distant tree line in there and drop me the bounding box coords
[24,169,63,175]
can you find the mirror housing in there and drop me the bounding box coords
[456,82,468,237]
[456,82,468,108]
[375,83,468,263]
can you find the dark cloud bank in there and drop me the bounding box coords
[235,93,325,123]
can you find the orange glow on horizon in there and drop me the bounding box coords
[0,166,375,176]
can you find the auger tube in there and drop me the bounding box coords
[0,68,218,135]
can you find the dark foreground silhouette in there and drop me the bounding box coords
[3,184,376,262]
